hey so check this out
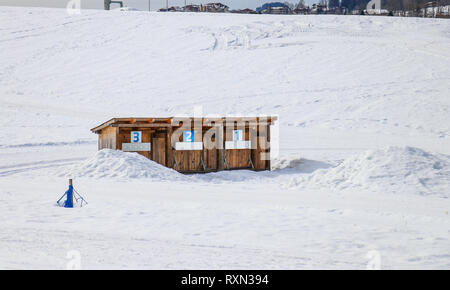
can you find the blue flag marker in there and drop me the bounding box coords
[64,184,74,208]
[57,179,87,208]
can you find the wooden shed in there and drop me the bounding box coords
[91,117,277,173]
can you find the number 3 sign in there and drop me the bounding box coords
[131,131,142,143]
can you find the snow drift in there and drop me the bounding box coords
[113,7,141,12]
[60,149,183,180]
[292,147,450,197]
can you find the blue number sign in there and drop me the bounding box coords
[183,131,194,142]
[131,131,142,143]
[233,130,243,141]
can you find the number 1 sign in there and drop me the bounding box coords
[233,130,243,141]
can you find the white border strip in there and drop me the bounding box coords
[225,141,251,150]
[175,142,203,151]
[122,143,151,152]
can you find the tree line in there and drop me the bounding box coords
[326,0,450,11]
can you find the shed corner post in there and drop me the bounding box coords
[114,127,120,150]
[217,123,224,171]
[266,123,271,171]
[250,123,258,170]
[166,126,174,169]
[97,130,101,151]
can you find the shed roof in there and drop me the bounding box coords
[91,116,278,133]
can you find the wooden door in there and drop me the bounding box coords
[226,149,251,169]
[175,150,202,172]
[204,147,217,171]
[224,127,252,170]
[152,138,166,166]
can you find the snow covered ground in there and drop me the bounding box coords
[0,7,449,269]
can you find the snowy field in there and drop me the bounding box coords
[0,7,449,269]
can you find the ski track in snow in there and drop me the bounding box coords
[0,157,86,177]
[0,7,449,269]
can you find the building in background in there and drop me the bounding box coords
[104,0,123,10]
[184,4,201,12]
[200,3,229,13]
[230,8,258,14]
[310,3,328,14]
[256,2,291,14]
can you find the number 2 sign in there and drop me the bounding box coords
[131,131,142,143]
[183,131,194,143]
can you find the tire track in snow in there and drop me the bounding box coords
[0,140,96,149]
[0,158,85,177]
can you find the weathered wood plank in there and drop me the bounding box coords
[112,123,172,128]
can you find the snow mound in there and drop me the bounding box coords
[113,7,140,12]
[293,147,450,197]
[61,149,183,180]
[272,157,333,173]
